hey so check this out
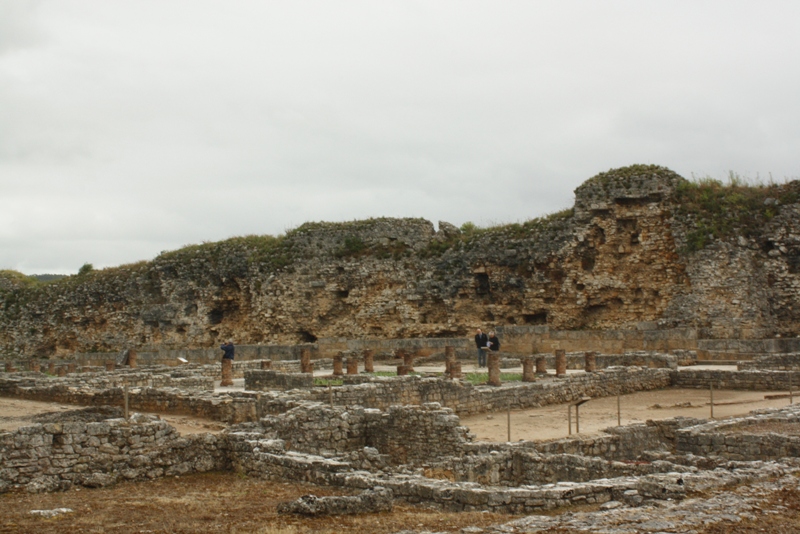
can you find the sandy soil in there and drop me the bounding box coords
[0,398,226,435]
[460,386,798,442]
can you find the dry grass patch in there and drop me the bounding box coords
[0,472,517,533]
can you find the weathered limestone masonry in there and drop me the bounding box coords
[244,370,314,391]
[672,369,800,390]
[738,352,800,370]
[0,414,228,493]
[676,409,800,461]
[304,368,673,416]
[5,165,800,360]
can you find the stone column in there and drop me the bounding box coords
[128,349,138,369]
[48,362,56,374]
[300,348,313,374]
[535,356,547,375]
[57,366,67,377]
[333,352,344,376]
[363,349,374,373]
[522,357,536,382]
[445,345,455,375]
[555,349,567,377]
[584,351,597,373]
[450,361,462,379]
[220,358,234,386]
[346,357,359,375]
[105,361,116,372]
[488,353,502,386]
[261,360,272,370]
[397,364,410,376]
[4,362,13,373]
[67,362,76,374]
[402,351,415,372]
[31,362,41,373]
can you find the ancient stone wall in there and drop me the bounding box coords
[5,166,800,359]
[672,369,800,390]
[0,415,228,493]
[244,370,314,391]
[676,410,800,460]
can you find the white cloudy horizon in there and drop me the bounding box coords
[2,1,799,275]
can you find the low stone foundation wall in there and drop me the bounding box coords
[676,409,800,461]
[738,353,800,371]
[0,414,228,493]
[672,369,800,390]
[308,368,673,416]
[245,370,314,391]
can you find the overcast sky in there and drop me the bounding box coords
[2,1,799,275]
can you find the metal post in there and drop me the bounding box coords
[790,372,794,405]
[710,383,714,419]
[617,394,621,426]
[568,405,572,435]
[575,404,580,434]
[507,403,511,442]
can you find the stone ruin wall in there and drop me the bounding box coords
[5,165,800,360]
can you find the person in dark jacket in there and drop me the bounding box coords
[487,331,500,352]
[474,329,488,367]
[221,340,235,360]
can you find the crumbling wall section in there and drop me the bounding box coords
[0,415,228,493]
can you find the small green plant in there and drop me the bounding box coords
[77,263,94,276]
[333,236,367,258]
[314,378,343,386]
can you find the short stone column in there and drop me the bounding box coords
[449,361,462,379]
[31,361,41,373]
[261,360,272,370]
[584,351,597,373]
[4,362,14,373]
[555,349,567,377]
[397,364,410,376]
[333,352,344,376]
[522,357,536,382]
[535,356,547,375]
[300,348,313,374]
[127,349,138,369]
[67,362,76,374]
[105,361,116,372]
[363,349,374,373]
[402,351,415,372]
[488,353,502,386]
[220,358,234,386]
[57,366,67,377]
[48,362,56,374]
[346,357,359,375]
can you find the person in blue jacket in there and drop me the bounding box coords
[221,340,235,360]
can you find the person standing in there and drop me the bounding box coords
[221,340,235,360]
[474,329,488,367]
[487,331,500,353]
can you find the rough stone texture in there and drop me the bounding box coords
[244,370,314,391]
[5,165,800,360]
[277,487,393,516]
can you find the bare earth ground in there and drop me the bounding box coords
[0,398,225,435]
[0,472,516,533]
[460,386,798,442]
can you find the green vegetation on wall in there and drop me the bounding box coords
[676,173,799,253]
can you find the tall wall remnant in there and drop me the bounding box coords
[3,164,800,358]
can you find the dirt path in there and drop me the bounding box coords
[460,387,798,442]
[0,398,226,435]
